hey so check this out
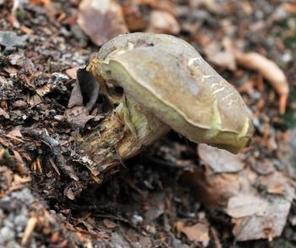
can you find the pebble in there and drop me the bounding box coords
[0,226,15,243]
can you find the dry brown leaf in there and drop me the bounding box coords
[28,94,42,107]
[234,51,289,114]
[226,193,268,218]
[103,219,117,229]
[258,171,295,201]
[0,166,14,197]
[13,150,29,175]
[122,2,148,31]
[175,220,210,246]
[182,168,242,207]
[204,38,236,70]
[198,144,244,173]
[65,67,80,79]
[65,106,95,128]
[36,84,51,97]
[0,107,9,119]
[67,83,83,109]
[68,68,99,111]
[148,10,180,34]
[78,0,128,46]
[232,197,292,241]
[7,128,23,141]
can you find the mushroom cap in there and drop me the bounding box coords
[92,33,254,153]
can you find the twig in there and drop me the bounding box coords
[21,216,37,246]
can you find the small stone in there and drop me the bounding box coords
[131,213,143,226]
[14,214,28,230]
[6,240,22,248]
[0,31,27,51]
[0,226,15,242]
[10,188,34,205]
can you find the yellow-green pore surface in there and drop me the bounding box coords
[89,33,254,153]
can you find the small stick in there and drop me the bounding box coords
[21,216,37,246]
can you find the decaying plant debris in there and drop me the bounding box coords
[0,0,296,247]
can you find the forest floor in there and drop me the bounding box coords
[0,0,296,247]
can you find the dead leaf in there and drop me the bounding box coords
[182,168,242,207]
[175,220,210,246]
[68,68,99,109]
[28,94,42,107]
[7,128,23,139]
[103,219,117,229]
[226,193,268,218]
[234,51,289,114]
[36,84,51,97]
[148,10,180,34]
[78,0,128,46]
[198,144,244,173]
[65,67,80,79]
[232,197,292,241]
[258,171,295,201]
[0,166,14,196]
[144,193,165,223]
[68,83,83,109]
[204,38,236,70]
[13,150,29,175]
[0,107,9,119]
[122,2,148,31]
[250,158,274,175]
[65,106,95,128]
[76,68,99,111]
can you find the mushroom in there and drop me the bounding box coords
[81,33,254,176]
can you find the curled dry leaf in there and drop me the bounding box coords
[78,0,128,46]
[148,10,180,34]
[234,51,289,114]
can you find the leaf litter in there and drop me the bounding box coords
[0,0,295,247]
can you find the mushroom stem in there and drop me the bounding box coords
[79,97,169,176]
